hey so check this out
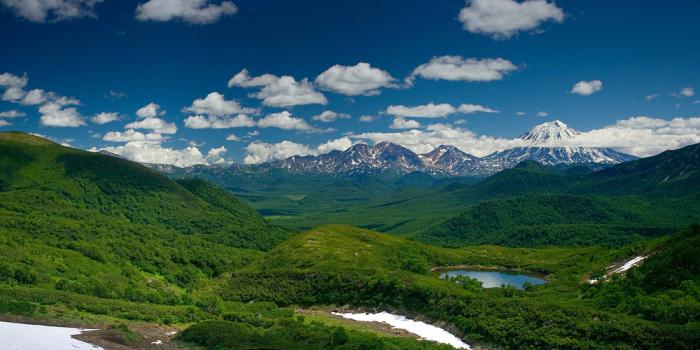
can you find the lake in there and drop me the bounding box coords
[441,270,546,289]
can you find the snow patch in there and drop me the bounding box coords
[589,255,648,284]
[332,311,470,349]
[0,321,102,350]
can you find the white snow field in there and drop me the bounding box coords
[332,311,471,349]
[0,320,102,350]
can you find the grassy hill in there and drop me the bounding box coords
[0,131,290,319]
[218,225,699,349]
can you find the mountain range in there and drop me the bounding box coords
[144,120,637,176]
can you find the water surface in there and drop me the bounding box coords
[441,270,546,289]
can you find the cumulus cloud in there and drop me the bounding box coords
[243,137,353,164]
[227,69,279,88]
[125,117,177,134]
[94,141,226,167]
[574,116,700,157]
[258,111,318,131]
[136,102,164,118]
[228,69,327,107]
[184,114,255,129]
[537,111,548,117]
[205,146,228,164]
[571,80,603,95]
[359,115,375,122]
[407,56,517,85]
[385,103,497,118]
[1,0,103,23]
[0,120,10,127]
[0,110,25,118]
[390,117,421,129]
[135,0,237,24]
[315,62,395,96]
[254,76,327,107]
[91,112,121,124]
[312,110,351,123]
[38,101,85,127]
[183,91,257,116]
[458,0,565,39]
[672,87,695,98]
[225,134,240,141]
[103,129,164,142]
[0,72,28,88]
[645,93,659,101]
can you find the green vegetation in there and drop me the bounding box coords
[219,225,699,349]
[1,132,699,350]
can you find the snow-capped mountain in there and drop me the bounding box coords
[141,120,637,177]
[482,120,637,171]
[272,142,425,175]
[267,120,636,176]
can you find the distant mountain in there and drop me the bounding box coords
[481,120,637,171]
[262,120,637,176]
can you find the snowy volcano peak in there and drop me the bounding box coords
[520,120,580,143]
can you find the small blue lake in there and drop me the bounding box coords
[441,270,546,290]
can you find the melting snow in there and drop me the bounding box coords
[0,321,102,350]
[332,311,470,349]
[589,255,647,284]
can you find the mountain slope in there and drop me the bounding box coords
[0,131,289,310]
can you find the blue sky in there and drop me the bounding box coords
[1,0,699,166]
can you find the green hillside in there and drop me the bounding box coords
[219,225,699,349]
[0,131,289,316]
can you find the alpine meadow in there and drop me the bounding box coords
[1,1,699,349]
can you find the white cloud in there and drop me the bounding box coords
[243,137,353,164]
[385,103,455,118]
[0,72,28,88]
[104,90,126,99]
[0,110,25,118]
[20,89,48,105]
[390,117,421,129]
[227,69,279,88]
[672,87,695,98]
[136,102,164,118]
[574,116,700,157]
[571,80,603,95]
[2,87,25,102]
[95,141,216,167]
[537,111,548,117]
[457,104,499,114]
[407,56,517,85]
[385,103,497,118]
[1,0,103,23]
[244,141,314,164]
[316,137,353,154]
[359,115,375,122]
[253,76,327,107]
[38,102,85,127]
[135,0,237,24]
[225,134,239,141]
[458,0,565,39]
[258,111,317,131]
[183,91,257,116]
[184,114,255,129]
[125,117,177,134]
[0,120,10,127]
[312,110,351,123]
[516,111,526,116]
[205,146,228,164]
[645,93,659,101]
[103,129,164,142]
[91,112,121,124]
[315,62,395,96]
